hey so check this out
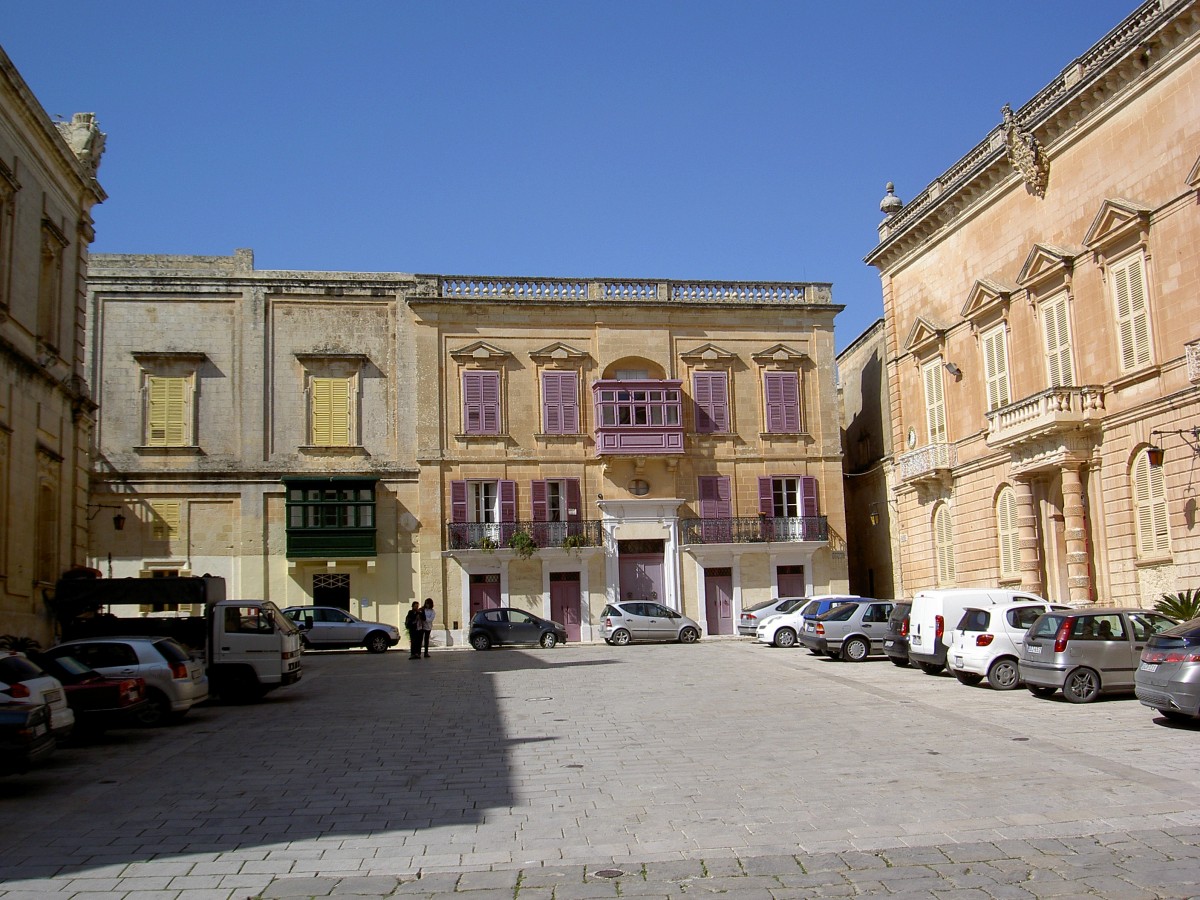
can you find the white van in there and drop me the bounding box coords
[907,588,1049,675]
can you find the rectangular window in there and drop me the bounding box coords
[922,359,947,444]
[593,387,681,428]
[283,478,377,558]
[532,479,581,523]
[38,221,68,349]
[451,480,516,524]
[150,501,181,542]
[1111,252,1152,371]
[146,375,190,446]
[541,371,579,434]
[310,376,353,446]
[757,476,820,540]
[981,325,1010,412]
[1041,293,1074,388]
[463,370,501,435]
[763,371,800,433]
[693,371,729,433]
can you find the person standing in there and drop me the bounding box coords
[421,597,436,658]
[405,601,422,660]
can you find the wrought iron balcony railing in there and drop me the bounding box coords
[446,520,603,552]
[679,515,828,545]
[897,442,957,485]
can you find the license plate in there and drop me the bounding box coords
[884,640,894,648]
[1139,661,1159,672]
[32,722,46,737]
[954,656,964,667]
[1027,645,1042,654]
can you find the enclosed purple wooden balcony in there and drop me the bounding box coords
[592,379,684,456]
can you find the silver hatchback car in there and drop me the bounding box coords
[1020,608,1177,703]
[599,602,701,645]
[1134,616,1200,721]
[797,600,893,660]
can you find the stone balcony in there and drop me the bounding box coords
[897,442,957,486]
[985,386,1105,449]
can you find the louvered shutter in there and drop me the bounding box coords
[499,481,517,522]
[1113,254,1151,371]
[542,371,578,434]
[565,478,581,522]
[764,371,799,433]
[147,376,188,446]
[982,326,1009,411]
[997,487,1018,577]
[531,481,548,522]
[923,361,946,443]
[1042,294,1074,388]
[450,481,468,523]
[757,477,774,516]
[694,371,729,434]
[1133,452,1170,556]
[698,476,731,519]
[934,505,956,585]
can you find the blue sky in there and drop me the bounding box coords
[6,1,1136,351]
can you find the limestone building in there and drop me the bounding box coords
[86,256,849,643]
[0,47,105,643]
[862,0,1200,606]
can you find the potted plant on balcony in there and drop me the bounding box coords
[507,529,539,559]
[562,532,589,555]
[477,535,498,553]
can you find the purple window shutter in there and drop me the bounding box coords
[800,476,819,517]
[480,371,500,434]
[451,481,468,523]
[463,372,483,434]
[757,477,774,516]
[499,480,517,522]
[695,372,728,434]
[542,374,561,434]
[765,371,799,433]
[565,478,581,522]
[561,373,579,433]
[699,476,731,519]
[531,480,548,522]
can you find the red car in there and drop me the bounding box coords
[30,653,148,734]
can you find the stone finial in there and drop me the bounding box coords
[55,112,106,176]
[880,182,903,216]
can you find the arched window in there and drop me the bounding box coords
[996,486,1019,579]
[933,503,955,586]
[1132,448,1170,558]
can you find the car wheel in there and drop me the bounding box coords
[843,637,869,662]
[1027,685,1057,699]
[364,632,390,654]
[954,671,984,686]
[889,657,910,668]
[1063,667,1101,703]
[918,661,945,675]
[136,689,173,727]
[540,632,557,649]
[678,627,700,644]
[604,638,613,645]
[610,629,632,646]
[774,628,797,648]
[987,658,1021,691]
[470,633,492,651]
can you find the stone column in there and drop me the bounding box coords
[1014,476,1044,597]
[1061,463,1093,605]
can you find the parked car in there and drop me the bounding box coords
[946,601,1071,690]
[797,599,893,660]
[1020,608,1177,703]
[282,606,400,653]
[0,702,55,776]
[29,652,149,734]
[469,608,567,650]
[0,651,74,739]
[882,601,912,667]
[599,602,701,645]
[45,637,208,725]
[908,588,1050,675]
[738,597,811,636]
[754,595,861,648]
[1135,616,1200,721]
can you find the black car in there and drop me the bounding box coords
[0,701,55,775]
[469,608,567,650]
[883,601,912,667]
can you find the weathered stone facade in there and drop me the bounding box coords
[862,0,1200,605]
[87,258,848,642]
[0,48,105,643]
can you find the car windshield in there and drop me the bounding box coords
[957,608,990,631]
[1149,617,1200,646]
[744,599,782,613]
[153,639,191,664]
[0,655,44,682]
[41,654,92,677]
[776,598,806,614]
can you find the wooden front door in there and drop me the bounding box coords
[549,572,581,642]
[469,574,501,616]
[704,567,734,635]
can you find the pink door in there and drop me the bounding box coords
[704,568,734,635]
[469,574,501,615]
[549,572,581,642]
[619,554,664,603]
[777,564,805,598]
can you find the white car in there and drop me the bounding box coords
[0,650,75,739]
[946,600,1070,690]
[738,596,811,636]
[755,595,861,648]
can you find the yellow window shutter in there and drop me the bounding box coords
[311,378,352,446]
[147,376,187,446]
[151,501,180,541]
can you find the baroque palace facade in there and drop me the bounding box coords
[85,252,848,644]
[0,46,105,644]
[862,0,1200,606]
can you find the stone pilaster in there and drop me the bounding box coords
[1014,476,1044,597]
[1061,463,1093,605]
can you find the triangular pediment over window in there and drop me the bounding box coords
[1016,243,1078,288]
[1083,198,1152,251]
[680,342,737,365]
[1187,151,1200,188]
[529,342,588,365]
[960,278,1016,323]
[903,316,947,356]
[450,340,512,363]
[751,343,807,366]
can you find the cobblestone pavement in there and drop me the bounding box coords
[1,639,1198,898]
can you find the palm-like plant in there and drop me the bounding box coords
[1155,588,1200,622]
[0,635,42,652]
